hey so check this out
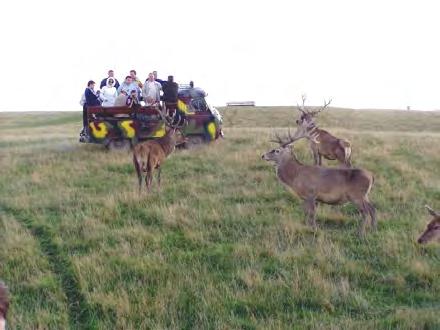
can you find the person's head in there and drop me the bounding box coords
[0,282,9,330]
[168,75,174,82]
[87,80,95,89]
[125,76,132,84]
[189,81,194,88]
[148,72,155,81]
[129,70,137,79]
[108,70,114,77]
[130,89,137,97]
[153,71,158,79]
[107,78,115,87]
[120,90,127,96]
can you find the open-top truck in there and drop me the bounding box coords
[81,85,223,149]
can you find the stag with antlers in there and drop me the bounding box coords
[296,95,352,167]
[262,122,376,236]
[133,108,186,193]
[418,205,440,244]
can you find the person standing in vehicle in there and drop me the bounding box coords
[81,80,101,139]
[114,90,128,106]
[153,70,165,86]
[142,72,162,106]
[100,78,118,107]
[162,75,179,111]
[118,76,140,96]
[130,70,143,89]
[100,69,120,89]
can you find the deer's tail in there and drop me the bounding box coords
[339,139,352,164]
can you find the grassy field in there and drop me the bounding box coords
[0,107,439,329]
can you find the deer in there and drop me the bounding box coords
[0,281,9,330]
[261,122,376,236]
[417,205,440,244]
[132,108,186,193]
[296,95,352,167]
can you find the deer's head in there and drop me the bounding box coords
[418,205,440,244]
[296,94,332,126]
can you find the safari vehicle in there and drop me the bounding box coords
[81,85,223,149]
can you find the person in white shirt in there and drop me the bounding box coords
[142,72,162,106]
[100,78,118,107]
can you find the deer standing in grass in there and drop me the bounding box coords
[296,95,352,167]
[133,109,186,193]
[262,122,376,236]
[418,205,440,244]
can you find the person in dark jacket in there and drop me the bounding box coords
[162,75,179,113]
[80,80,101,140]
[100,70,120,89]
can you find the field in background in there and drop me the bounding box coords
[0,107,439,329]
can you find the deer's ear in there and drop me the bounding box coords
[425,205,438,217]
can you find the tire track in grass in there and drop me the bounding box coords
[1,205,97,329]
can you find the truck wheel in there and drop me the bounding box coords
[107,139,131,151]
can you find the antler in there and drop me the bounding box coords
[271,123,319,147]
[296,94,307,114]
[425,205,439,217]
[308,98,332,117]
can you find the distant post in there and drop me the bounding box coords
[407,105,411,111]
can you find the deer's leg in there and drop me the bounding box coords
[157,167,161,190]
[353,199,368,237]
[366,201,377,230]
[311,143,320,165]
[304,198,317,229]
[145,171,152,192]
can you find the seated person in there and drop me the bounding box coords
[126,90,140,108]
[114,90,128,106]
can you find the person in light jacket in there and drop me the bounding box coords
[142,72,162,105]
[100,78,118,107]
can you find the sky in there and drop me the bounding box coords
[0,0,439,111]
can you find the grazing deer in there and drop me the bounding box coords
[296,95,352,167]
[133,109,186,193]
[417,205,440,244]
[0,282,9,330]
[261,123,376,236]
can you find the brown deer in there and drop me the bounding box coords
[0,282,9,330]
[261,123,376,236]
[132,109,186,193]
[296,95,352,167]
[417,205,440,244]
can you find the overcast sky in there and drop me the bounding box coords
[0,0,439,111]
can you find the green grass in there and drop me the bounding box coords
[0,108,439,329]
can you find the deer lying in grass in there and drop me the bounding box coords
[262,123,376,236]
[0,282,9,330]
[296,95,352,167]
[418,205,440,244]
[133,109,186,193]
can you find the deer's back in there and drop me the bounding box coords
[280,164,373,204]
